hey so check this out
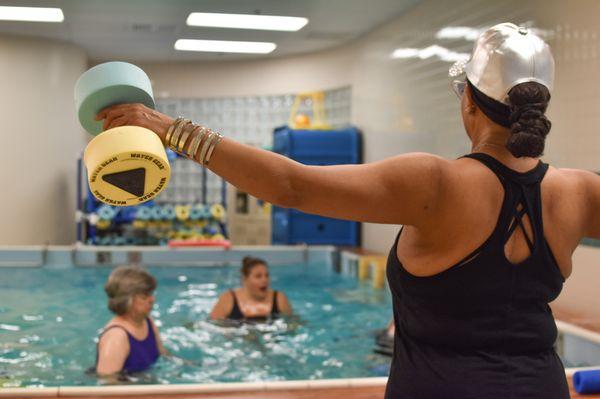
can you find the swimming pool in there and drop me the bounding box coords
[1,246,599,393]
[0,262,392,388]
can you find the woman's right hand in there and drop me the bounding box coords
[95,103,175,145]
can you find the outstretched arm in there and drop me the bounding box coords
[97,104,449,227]
[210,139,446,226]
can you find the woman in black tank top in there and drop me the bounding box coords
[100,23,600,398]
[210,256,292,322]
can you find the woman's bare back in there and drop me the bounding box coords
[397,154,592,280]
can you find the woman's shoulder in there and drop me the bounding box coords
[218,289,238,302]
[104,316,128,329]
[99,321,129,344]
[546,166,597,184]
[543,167,597,221]
[103,317,124,331]
[540,166,595,205]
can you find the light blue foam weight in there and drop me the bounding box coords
[189,204,203,221]
[136,206,152,221]
[150,206,163,221]
[574,369,600,394]
[97,205,117,221]
[74,61,155,135]
[161,204,177,220]
[199,204,212,219]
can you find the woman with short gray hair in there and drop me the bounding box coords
[95,266,167,376]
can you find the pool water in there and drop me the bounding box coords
[0,264,392,387]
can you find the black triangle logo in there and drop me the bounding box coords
[102,168,146,197]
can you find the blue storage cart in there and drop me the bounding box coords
[272,126,361,246]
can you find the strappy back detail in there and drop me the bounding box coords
[462,152,558,269]
[395,153,557,280]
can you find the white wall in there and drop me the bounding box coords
[140,45,355,99]
[0,35,88,245]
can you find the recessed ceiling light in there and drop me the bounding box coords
[175,39,277,54]
[186,12,308,32]
[0,6,64,23]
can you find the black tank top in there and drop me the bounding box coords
[228,289,280,322]
[385,153,570,399]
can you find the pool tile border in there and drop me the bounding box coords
[0,387,58,397]
[0,378,388,397]
[0,368,597,397]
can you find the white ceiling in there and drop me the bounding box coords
[0,0,419,62]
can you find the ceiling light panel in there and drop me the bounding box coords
[175,39,277,54]
[0,6,64,23]
[187,12,308,32]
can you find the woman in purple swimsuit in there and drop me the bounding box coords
[96,266,168,375]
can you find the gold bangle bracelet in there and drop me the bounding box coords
[165,117,184,146]
[204,133,223,165]
[169,119,190,151]
[168,120,182,149]
[193,127,211,162]
[187,126,204,159]
[177,122,195,153]
[198,131,216,164]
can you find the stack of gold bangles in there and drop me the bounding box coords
[165,117,223,165]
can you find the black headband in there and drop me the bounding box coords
[467,79,511,128]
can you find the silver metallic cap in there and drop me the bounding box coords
[449,23,554,104]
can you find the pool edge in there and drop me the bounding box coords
[0,377,388,397]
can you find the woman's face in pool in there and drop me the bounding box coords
[243,264,270,298]
[129,292,155,317]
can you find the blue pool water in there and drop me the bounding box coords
[0,263,392,387]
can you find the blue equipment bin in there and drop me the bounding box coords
[272,126,361,246]
[272,208,360,246]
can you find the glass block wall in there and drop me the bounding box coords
[155,86,352,204]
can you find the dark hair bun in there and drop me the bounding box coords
[507,82,552,158]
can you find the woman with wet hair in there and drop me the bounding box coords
[96,266,168,376]
[210,256,292,322]
[96,22,600,398]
